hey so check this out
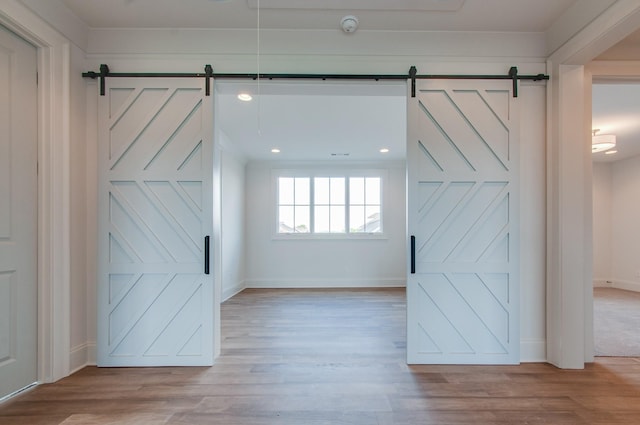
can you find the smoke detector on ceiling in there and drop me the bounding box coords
[340,15,359,33]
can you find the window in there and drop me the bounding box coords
[277,172,383,236]
[314,177,345,233]
[278,177,310,233]
[349,177,381,233]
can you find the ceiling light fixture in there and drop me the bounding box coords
[592,129,616,153]
[271,148,280,153]
[379,148,389,153]
[340,15,359,33]
[238,93,253,101]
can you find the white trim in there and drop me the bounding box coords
[545,1,640,369]
[87,342,97,366]
[546,63,589,370]
[520,339,546,363]
[589,60,640,80]
[0,382,38,404]
[609,280,640,293]
[593,279,613,288]
[69,343,90,374]
[246,278,406,288]
[85,28,547,60]
[222,281,246,302]
[547,1,640,65]
[0,1,72,383]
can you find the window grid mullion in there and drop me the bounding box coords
[310,177,315,234]
[345,177,351,234]
[292,178,297,231]
[327,178,331,233]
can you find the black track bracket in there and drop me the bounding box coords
[205,64,213,96]
[99,64,109,96]
[409,66,417,98]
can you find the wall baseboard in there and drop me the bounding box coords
[69,342,96,373]
[245,278,407,289]
[87,342,96,366]
[520,339,546,363]
[593,279,640,293]
[593,279,613,288]
[612,280,640,293]
[222,281,246,302]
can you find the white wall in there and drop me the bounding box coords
[8,0,554,370]
[592,156,640,292]
[592,162,612,285]
[221,149,247,300]
[611,155,640,292]
[245,161,407,288]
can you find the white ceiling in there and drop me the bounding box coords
[60,0,577,32]
[216,81,406,161]
[51,0,640,163]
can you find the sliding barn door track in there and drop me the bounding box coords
[82,64,549,98]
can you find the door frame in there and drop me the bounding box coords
[545,2,640,368]
[0,2,72,383]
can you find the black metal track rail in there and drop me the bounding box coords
[82,64,549,97]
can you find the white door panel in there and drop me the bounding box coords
[98,78,214,366]
[407,80,519,364]
[0,25,38,398]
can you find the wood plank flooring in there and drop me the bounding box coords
[2,288,640,424]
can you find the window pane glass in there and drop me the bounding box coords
[294,206,310,233]
[279,177,294,205]
[330,178,345,205]
[350,177,365,204]
[315,177,330,204]
[279,206,294,232]
[350,206,365,232]
[365,206,381,233]
[314,206,330,233]
[280,173,381,236]
[330,206,345,233]
[295,178,310,205]
[366,177,381,205]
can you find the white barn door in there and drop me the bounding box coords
[0,25,38,398]
[97,78,214,366]
[406,80,520,364]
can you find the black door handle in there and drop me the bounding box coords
[410,235,416,274]
[204,235,210,275]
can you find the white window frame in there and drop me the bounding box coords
[273,169,387,240]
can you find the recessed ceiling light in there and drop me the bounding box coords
[605,150,618,155]
[271,148,280,153]
[237,93,253,101]
[379,148,389,153]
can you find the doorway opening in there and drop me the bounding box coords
[592,81,640,357]
[213,79,408,354]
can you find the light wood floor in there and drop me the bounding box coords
[2,288,640,424]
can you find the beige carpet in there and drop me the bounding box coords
[594,287,640,357]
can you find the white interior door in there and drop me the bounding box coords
[0,25,38,397]
[97,78,214,366]
[406,79,520,364]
